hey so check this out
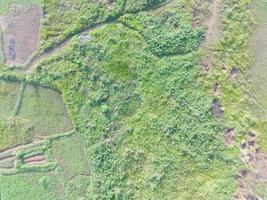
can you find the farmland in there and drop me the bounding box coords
[0,0,266,199]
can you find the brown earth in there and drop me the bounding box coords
[0,3,41,65]
[233,131,267,200]
[224,128,235,146]
[24,154,46,165]
[212,99,224,117]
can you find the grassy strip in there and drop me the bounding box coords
[12,81,27,116]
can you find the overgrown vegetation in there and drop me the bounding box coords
[0,0,260,199]
[27,0,247,198]
[40,0,166,51]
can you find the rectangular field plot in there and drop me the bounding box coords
[52,134,90,178]
[0,80,20,118]
[18,84,73,136]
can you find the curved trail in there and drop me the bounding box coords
[23,20,115,73]
[19,0,173,74]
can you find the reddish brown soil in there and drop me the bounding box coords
[229,67,239,81]
[24,154,46,165]
[213,82,220,96]
[200,60,211,73]
[0,3,41,65]
[224,128,235,146]
[234,132,267,199]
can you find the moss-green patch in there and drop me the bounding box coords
[52,134,90,178]
[65,175,91,200]
[0,118,33,151]
[0,173,59,200]
[18,84,73,136]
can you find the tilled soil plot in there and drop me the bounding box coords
[0,3,41,65]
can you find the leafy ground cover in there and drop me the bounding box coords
[0,173,59,200]
[39,0,165,51]
[29,0,243,198]
[0,0,263,199]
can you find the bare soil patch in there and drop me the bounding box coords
[229,67,238,81]
[0,3,41,65]
[24,154,46,165]
[224,128,235,146]
[212,99,224,117]
[213,82,220,96]
[234,131,267,199]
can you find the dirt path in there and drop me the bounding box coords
[23,20,115,73]
[206,0,220,43]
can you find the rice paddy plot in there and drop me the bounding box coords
[52,134,90,179]
[18,84,74,137]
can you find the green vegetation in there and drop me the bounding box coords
[0,0,262,199]
[40,0,166,51]
[0,118,32,151]
[29,0,244,198]
[0,79,73,152]
[0,173,59,200]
